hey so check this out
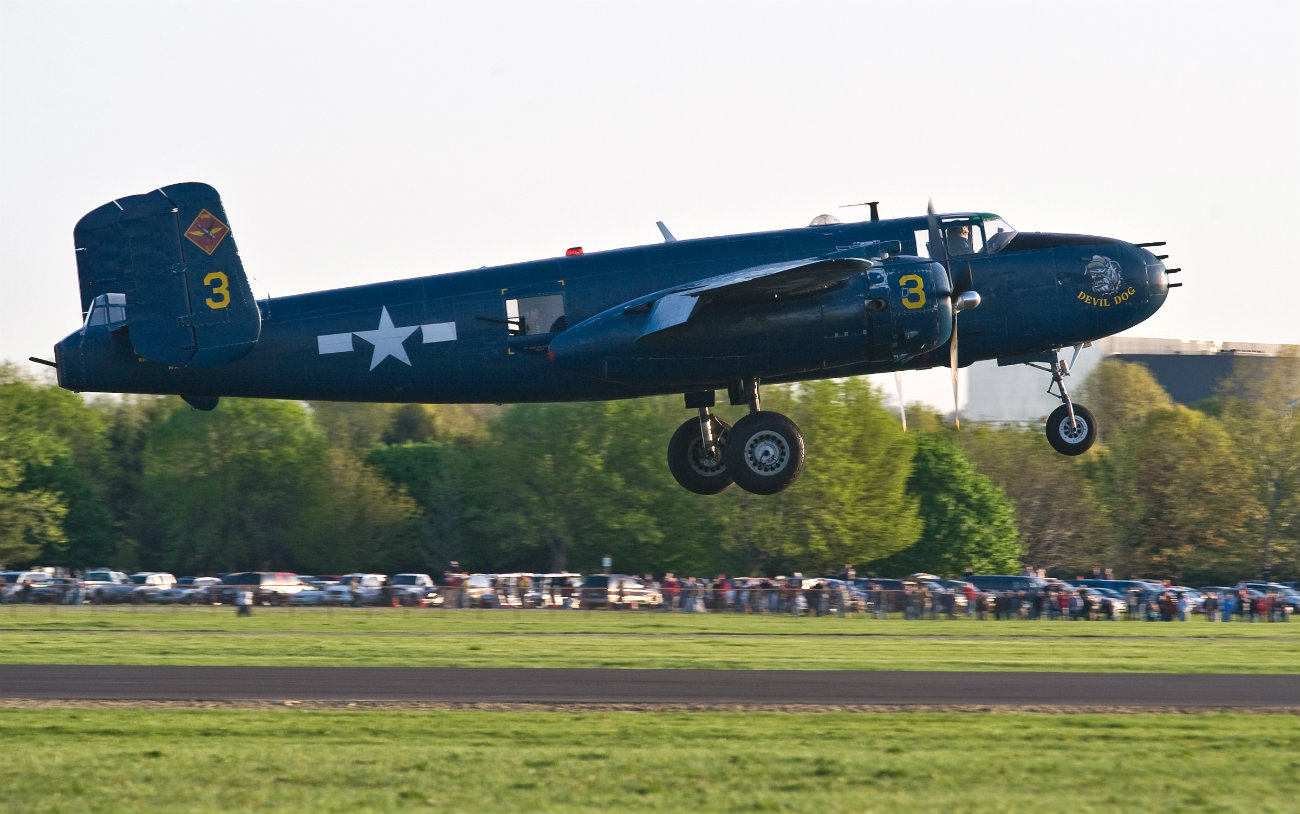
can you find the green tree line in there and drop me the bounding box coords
[1,352,1296,583]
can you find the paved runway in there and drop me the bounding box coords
[0,666,1295,708]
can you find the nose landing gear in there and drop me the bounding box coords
[1033,348,1098,456]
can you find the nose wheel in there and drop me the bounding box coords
[1046,403,1096,455]
[1035,349,1098,456]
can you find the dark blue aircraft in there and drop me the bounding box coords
[45,182,1177,495]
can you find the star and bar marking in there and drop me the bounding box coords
[317,307,457,370]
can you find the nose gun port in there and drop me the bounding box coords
[1137,241,1180,291]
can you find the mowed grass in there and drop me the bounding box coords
[0,606,1295,673]
[2,608,1296,813]
[2,708,1298,814]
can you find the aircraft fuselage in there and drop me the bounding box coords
[55,215,1168,405]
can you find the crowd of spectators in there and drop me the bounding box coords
[2,565,1295,623]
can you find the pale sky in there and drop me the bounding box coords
[3,0,1297,408]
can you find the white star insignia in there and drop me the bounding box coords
[316,308,458,368]
[353,307,419,370]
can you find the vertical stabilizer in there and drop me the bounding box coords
[72,182,261,367]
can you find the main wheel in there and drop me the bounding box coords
[667,416,733,494]
[723,411,806,495]
[1046,403,1097,455]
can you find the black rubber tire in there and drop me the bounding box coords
[1046,403,1097,455]
[723,411,806,495]
[667,417,733,494]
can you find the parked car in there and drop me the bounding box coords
[1237,582,1300,613]
[332,573,387,605]
[80,570,131,604]
[462,573,503,608]
[65,570,173,605]
[938,579,974,612]
[526,573,582,608]
[132,572,178,602]
[966,574,1048,596]
[801,578,864,614]
[850,578,918,613]
[288,583,361,606]
[388,573,442,606]
[288,586,334,606]
[578,574,661,609]
[30,577,80,604]
[155,577,220,605]
[1076,586,1127,618]
[1070,579,1163,604]
[1163,586,1205,613]
[1,570,52,602]
[214,572,309,605]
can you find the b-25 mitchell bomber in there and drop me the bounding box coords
[43,183,1176,495]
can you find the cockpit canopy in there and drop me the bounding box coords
[916,214,1015,259]
[84,292,127,329]
[947,215,1015,256]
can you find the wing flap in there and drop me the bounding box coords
[638,257,873,340]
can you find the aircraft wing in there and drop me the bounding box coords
[637,257,874,339]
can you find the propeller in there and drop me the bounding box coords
[892,371,907,432]
[950,331,961,430]
[926,200,981,428]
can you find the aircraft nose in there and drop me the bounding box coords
[1131,242,1176,314]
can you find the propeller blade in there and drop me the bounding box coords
[950,318,961,430]
[892,371,907,432]
[926,200,950,271]
[930,197,971,430]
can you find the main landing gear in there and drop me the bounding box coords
[667,380,807,495]
[1031,348,1098,456]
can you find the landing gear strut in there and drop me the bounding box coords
[667,380,807,495]
[1032,348,1098,456]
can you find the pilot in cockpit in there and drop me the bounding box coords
[947,224,973,255]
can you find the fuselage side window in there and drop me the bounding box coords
[505,294,566,337]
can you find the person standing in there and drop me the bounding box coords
[235,587,252,617]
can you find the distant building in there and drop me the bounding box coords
[964,337,1298,426]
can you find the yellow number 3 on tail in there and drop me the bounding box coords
[204,271,230,309]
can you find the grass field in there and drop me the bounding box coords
[0,605,1295,673]
[2,708,1298,813]
[2,606,1296,813]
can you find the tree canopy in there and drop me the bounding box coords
[1,355,1295,584]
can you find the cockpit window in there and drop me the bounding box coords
[913,214,1016,259]
[975,216,1015,253]
[947,216,1017,256]
[945,222,978,256]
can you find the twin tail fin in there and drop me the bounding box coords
[73,181,260,368]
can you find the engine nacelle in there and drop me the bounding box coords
[548,257,952,388]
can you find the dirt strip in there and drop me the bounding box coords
[1,698,1296,714]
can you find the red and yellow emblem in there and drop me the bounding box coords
[183,209,230,256]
